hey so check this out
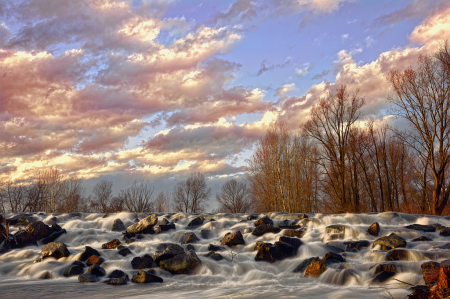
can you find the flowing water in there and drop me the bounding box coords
[1,211,449,299]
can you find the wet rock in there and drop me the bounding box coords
[61,265,84,277]
[370,271,395,284]
[254,243,277,263]
[173,232,200,244]
[39,271,53,279]
[372,235,407,250]
[69,212,82,218]
[161,218,170,225]
[208,244,226,251]
[186,244,195,251]
[42,241,70,259]
[386,249,408,261]
[304,259,327,277]
[127,214,158,234]
[118,248,132,256]
[12,230,33,248]
[153,250,175,265]
[166,244,185,254]
[247,215,258,220]
[72,261,85,268]
[344,240,371,251]
[374,263,397,274]
[325,225,346,234]
[188,217,204,227]
[368,222,380,236]
[200,229,213,239]
[41,228,67,244]
[254,217,273,227]
[412,236,433,242]
[300,213,308,219]
[274,241,294,260]
[122,232,135,241]
[252,224,281,237]
[282,229,306,238]
[112,219,126,232]
[136,234,144,239]
[159,250,202,274]
[107,269,129,280]
[102,239,121,249]
[78,246,101,261]
[440,228,450,236]
[156,243,177,251]
[204,251,223,261]
[78,272,100,283]
[131,254,157,269]
[125,239,135,244]
[322,252,345,263]
[405,224,436,232]
[106,276,128,285]
[8,215,35,226]
[25,221,53,242]
[86,255,105,266]
[88,264,106,277]
[422,261,440,284]
[156,224,176,232]
[279,236,302,254]
[132,270,163,283]
[51,223,62,231]
[221,231,245,246]
[436,260,450,296]
[293,257,321,273]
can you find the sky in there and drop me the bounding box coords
[1,0,450,209]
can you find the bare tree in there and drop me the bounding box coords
[154,191,171,213]
[118,181,154,213]
[172,172,211,213]
[388,41,450,215]
[109,196,125,213]
[60,177,85,213]
[92,180,113,213]
[216,179,253,213]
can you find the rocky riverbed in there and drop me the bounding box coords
[1,211,450,298]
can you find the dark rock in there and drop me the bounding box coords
[172,232,200,244]
[153,250,175,265]
[436,260,450,296]
[325,225,346,234]
[61,265,84,277]
[51,223,62,231]
[386,249,408,261]
[112,219,126,232]
[293,257,321,273]
[102,239,121,249]
[42,241,70,259]
[69,212,82,218]
[118,248,132,256]
[368,222,380,236]
[374,263,397,274]
[131,254,157,269]
[78,272,100,283]
[106,276,128,285]
[440,228,450,236]
[186,244,195,251]
[88,264,106,276]
[252,224,281,237]
[322,252,345,263]
[282,229,305,238]
[324,243,345,254]
[127,214,158,234]
[208,244,226,251]
[254,243,277,263]
[300,213,308,219]
[221,231,245,246]
[107,270,129,280]
[72,261,85,268]
[201,229,213,239]
[39,271,53,279]
[254,241,265,251]
[86,255,105,266]
[125,239,135,244]
[304,259,327,277]
[25,221,53,242]
[371,271,395,284]
[247,215,258,220]
[166,244,185,254]
[344,240,371,251]
[78,246,101,262]
[156,243,177,251]
[159,250,202,274]
[204,251,223,261]
[279,236,302,254]
[405,224,436,232]
[372,235,407,250]
[412,236,433,242]
[156,224,176,232]
[136,234,145,239]
[122,232,135,241]
[8,215,35,226]
[132,270,163,283]
[12,230,33,248]
[161,218,170,225]
[422,261,440,284]
[274,241,294,260]
[188,217,204,227]
[254,217,273,227]
[41,229,67,244]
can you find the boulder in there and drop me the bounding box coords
[106,276,128,285]
[8,215,35,226]
[370,271,395,284]
[221,231,245,246]
[122,232,135,241]
[386,249,408,261]
[78,272,100,283]
[436,260,450,297]
[112,219,126,232]
[25,221,53,242]
[274,241,294,260]
[41,229,67,244]
[204,251,223,261]
[300,213,308,219]
[12,230,32,248]
[208,244,226,251]
[344,240,371,251]
[405,224,436,232]
[252,224,281,237]
[107,269,129,281]
[102,239,121,249]
[71,261,86,268]
[88,264,106,277]
[374,263,397,274]
[413,236,433,242]
[161,218,170,225]
[39,271,53,280]
[166,244,185,255]
[42,241,70,259]
[440,228,450,236]
[118,248,132,257]
[153,250,175,266]
[132,270,163,283]
[156,243,177,251]
[86,255,105,266]
[156,224,176,233]
[368,222,380,236]
[282,229,306,238]
[254,243,277,263]
[325,225,346,234]
[293,257,321,273]
[422,261,440,284]
[279,236,302,254]
[186,244,195,251]
[188,217,204,227]
[78,246,101,261]
[159,251,202,274]
[131,254,157,269]
[172,232,200,244]
[201,229,213,239]
[304,259,327,277]
[127,214,158,234]
[247,215,258,220]
[61,265,84,277]
[322,252,345,263]
[372,235,407,250]
[254,217,273,227]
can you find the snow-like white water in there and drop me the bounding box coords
[1,211,449,299]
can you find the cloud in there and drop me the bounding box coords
[274,83,296,96]
[256,57,291,76]
[312,69,331,80]
[296,63,312,77]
